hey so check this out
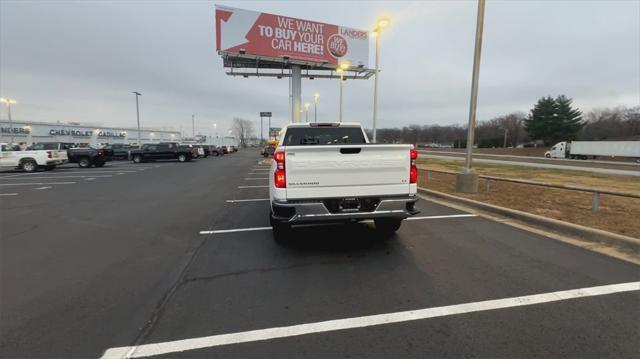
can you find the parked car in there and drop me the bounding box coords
[192,144,206,158]
[229,145,238,153]
[0,142,67,172]
[221,146,229,154]
[264,146,275,158]
[206,145,222,156]
[67,146,113,168]
[104,143,131,160]
[26,142,72,166]
[130,142,193,163]
[268,123,419,241]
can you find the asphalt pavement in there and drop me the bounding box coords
[1,152,638,359]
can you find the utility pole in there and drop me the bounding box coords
[456,0,486,193]
[131,92,141,145]
[260,115,264,144]
[192,114,195,138]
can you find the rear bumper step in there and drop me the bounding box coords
[272,196,419,223]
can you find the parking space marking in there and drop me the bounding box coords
[35,186,52,190]
[7,171,137,176]
[199,226,271,235]
[0,175,113,180]
[238,185,269,188]
[406,214,477,221]
[225,198,270,203]
[0,182,76,186]
[0,193,18,196]
[101,281,640,358]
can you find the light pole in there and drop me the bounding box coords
[337,61,350,123]
[0,98,17,143]
[304,102,310,122]
[456,0,486,193]
[313,93,319,122]
[192,114,195,138]
[503,128,509,148]
[131,92,141,145]
[213,123,218,145]
[372,17,389,143]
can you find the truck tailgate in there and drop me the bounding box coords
[284,144,412,199]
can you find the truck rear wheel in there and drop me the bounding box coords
[132,155,142,163]
[375,218,402,239]
[21,159,38,173]
[78,157,91,168]
[178,154,187,162]
[270,212,291,244]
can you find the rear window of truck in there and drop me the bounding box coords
[283,127,366,146]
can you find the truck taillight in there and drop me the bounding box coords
[47,151,52,159]
[98,149,104,157]
[274,150,286,188]
[410,147,418,183]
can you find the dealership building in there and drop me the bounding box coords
[0,120,236,146]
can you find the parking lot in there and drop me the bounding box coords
[1,152,639,359]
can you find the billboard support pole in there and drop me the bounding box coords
[291,65,302,123]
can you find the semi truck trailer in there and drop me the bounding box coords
[544,141,640,160]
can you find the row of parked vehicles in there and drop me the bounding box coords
[0,142,238,172]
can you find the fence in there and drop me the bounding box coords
[419,168,640,212]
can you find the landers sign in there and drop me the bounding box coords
[1,127,31,135]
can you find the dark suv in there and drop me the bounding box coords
[129,142,193,163]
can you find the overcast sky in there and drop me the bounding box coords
[1,0,639,135]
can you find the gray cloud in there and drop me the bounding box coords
[1,0,638,136]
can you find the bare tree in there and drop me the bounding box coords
[232,117,255,148]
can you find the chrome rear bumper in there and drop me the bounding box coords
[272,196,419,223]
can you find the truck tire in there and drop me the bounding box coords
[178,154,187,162]
[94,162,105,167]
[270,212,291,244]
[132,155,143,163]
[545,153,551,158]
[375,218,402,239]
[21,159,38,173]
[78,157,91,168]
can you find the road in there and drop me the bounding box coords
[1,152,638,359]
[421,152,640,176]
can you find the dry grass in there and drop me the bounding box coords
[417,158,640,238]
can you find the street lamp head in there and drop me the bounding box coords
[304,103,310,111]
[314,93,320,100]
[213,123,217,129]
[132,91,141,96]
[339,61,351,70]
[376,17,390,29]
[0,98,17,105]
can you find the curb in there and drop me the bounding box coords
[418,187,640,254]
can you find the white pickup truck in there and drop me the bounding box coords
[269,123,419,241]
[0,143,67,172]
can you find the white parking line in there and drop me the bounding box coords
[0,175,112,180]
[225,199,270,203]
[238,185,268,188]
[244,178,268,180]
[35,186,52,190]
[100,281,640,358]
[0,193,18,196]
[7,171,136,176]
[0,182,76,186]
[199,226,272,235]
[406,214,477,221]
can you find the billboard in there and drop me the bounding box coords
[215,5,369,68]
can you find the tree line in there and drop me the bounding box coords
[372,97,639,148]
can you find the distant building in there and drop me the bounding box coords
[0,120,180,145]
